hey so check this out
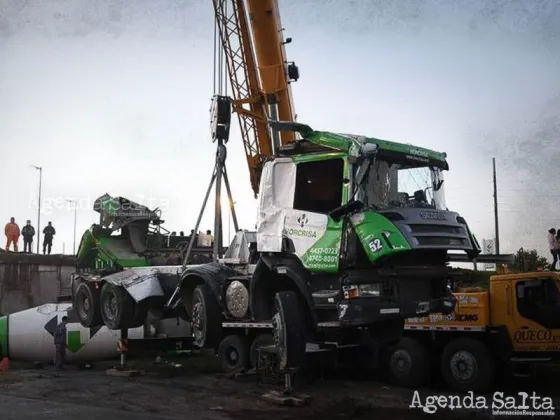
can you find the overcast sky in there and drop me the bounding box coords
[0,0,559,258]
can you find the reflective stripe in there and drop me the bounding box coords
[405,324,486,332]
[0,315,8,358]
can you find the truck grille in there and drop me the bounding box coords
[381,209,473,251]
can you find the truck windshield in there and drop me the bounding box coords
[358,159,447,210]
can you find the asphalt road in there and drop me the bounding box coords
[0,394,188,420]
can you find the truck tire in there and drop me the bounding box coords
[383,337,431,388]
[440,337,495,393]
[74,282,102,328]
[272,291,306,370]
[218,334,249,374]
[249,333,274,368]
[128,300,150,329]
[192,283,222,349]
[99,283,135,330]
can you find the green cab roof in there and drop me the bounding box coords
[308,131,447,163]
[270,121,449,169]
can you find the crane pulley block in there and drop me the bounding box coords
[210,95,232,143]
[287,62,300,82]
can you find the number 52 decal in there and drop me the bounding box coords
[368,238,383,253]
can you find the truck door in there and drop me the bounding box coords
[286,157,346,273]
[511,277,560,352]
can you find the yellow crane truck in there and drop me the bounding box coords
[382,269,560,392]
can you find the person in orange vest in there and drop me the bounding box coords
[4,217,20,252]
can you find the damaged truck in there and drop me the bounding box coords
[71,194,212,330]
[71,122,482,373]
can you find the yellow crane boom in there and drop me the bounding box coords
[211,0,298,196]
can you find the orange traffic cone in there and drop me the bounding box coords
[0,357,9,371]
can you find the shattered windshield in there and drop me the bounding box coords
[357,159,447,210]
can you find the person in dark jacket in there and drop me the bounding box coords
[21,220,35,253]
[43,222,56,255]
[53,315,68,370]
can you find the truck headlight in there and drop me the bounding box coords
[343,284,381,299]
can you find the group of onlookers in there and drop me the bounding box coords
[3,217,56,255]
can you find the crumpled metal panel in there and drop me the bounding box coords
[102,266,182,302]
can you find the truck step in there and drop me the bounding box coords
[312,290,340,309]
[510,357,551,363]
[312,290,340,299]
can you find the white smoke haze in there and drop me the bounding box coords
[0,0,559,257]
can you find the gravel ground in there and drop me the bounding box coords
[0,354,558,419]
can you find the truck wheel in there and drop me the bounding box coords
[272,291,306,370]
[74,282,102,328]
[383,337,431,388]
[441,337,495,393]
[192,284,222,349]
[99,283,134,330]
[127,300,150,329]
[249,333,274,368]
[218,334,249,374]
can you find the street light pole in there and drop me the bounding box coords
[67,199,77,255]
[31,165,42,254]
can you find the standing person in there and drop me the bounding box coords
[555,229,560,266]
[548,228,558,271]
[53,315,68,370]
[206,229,214,245]
[4,217,20,252]
[189,229,198,246]
[43,222,56,255]
[21,220,35,253]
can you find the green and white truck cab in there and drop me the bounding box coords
[250,121,480,329]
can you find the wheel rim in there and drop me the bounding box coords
[390,349,412,377]
[103,293,118,321]
[77,293,90,320]
[450,350,477,383]
[225,346,239,367]
[192,300,204,344]
[271,312,285,360]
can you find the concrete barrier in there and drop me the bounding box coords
[0,253,77,315]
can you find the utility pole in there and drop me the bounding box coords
[67,199,77,254]
[31,165,43,254]
[493,158,500,255]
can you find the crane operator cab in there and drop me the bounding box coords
[255,121,481,334]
